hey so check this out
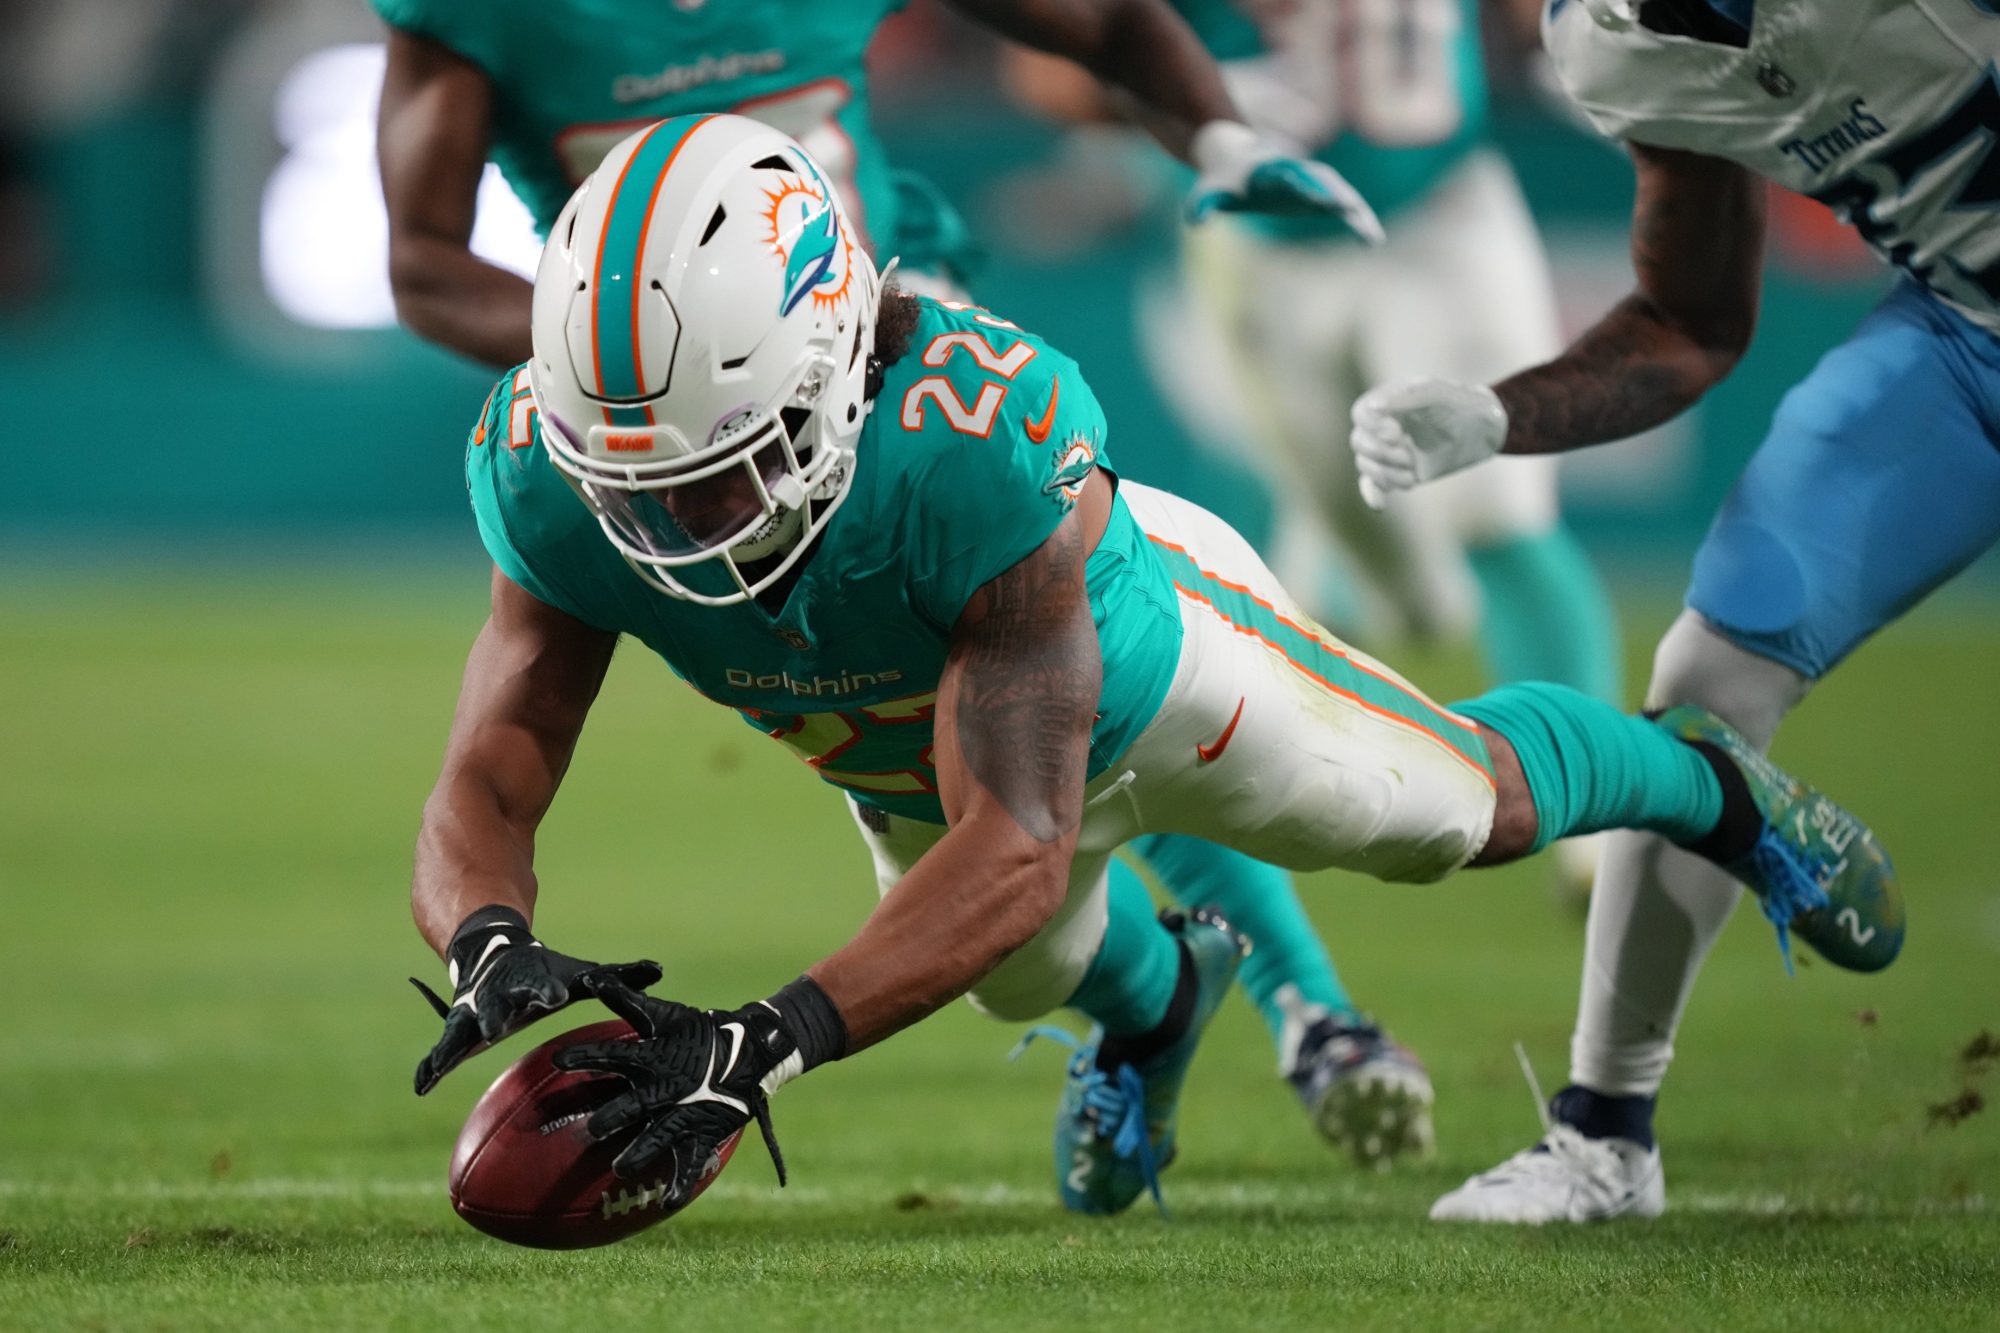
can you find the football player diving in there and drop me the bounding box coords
[1350,0,1982,1222]
[408,115,1900,1218]
[374,0,1435,1168]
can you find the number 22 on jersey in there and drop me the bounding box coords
[898,304,1033,439]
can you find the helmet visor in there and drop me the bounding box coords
[586,436,794,559]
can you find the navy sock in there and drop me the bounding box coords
[1551,1084,1658,1150]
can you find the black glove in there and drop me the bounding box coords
[408,905,662,1095]
[552,973,848,1192]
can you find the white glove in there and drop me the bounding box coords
[1185,121,1385,244]
[1348,378,1508,510]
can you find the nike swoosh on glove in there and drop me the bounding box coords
[554,973,847,1192]
[409,905,660,1095]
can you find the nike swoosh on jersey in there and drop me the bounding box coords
[1024,377,1061,444]
[1197,698,1246,763]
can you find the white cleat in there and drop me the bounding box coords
[1429,1124,1665,1223]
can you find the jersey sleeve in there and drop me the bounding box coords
[901,329,1113,631]
[464,368,619,631]
[1542,2,1673,146]
[369,0,444,36]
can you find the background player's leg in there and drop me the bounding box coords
[1176,214,1475,642]
[1436,282,2000,1223]
[1368,155,1625,898]
[1567,615,1808,1108]
[1128,827,1435,1170]
[1465,520,1623,706]
[1568,281,2000,1120]
[1367,155,1620,694]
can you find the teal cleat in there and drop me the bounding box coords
[1013,907,1248,1216]
[1654,705,1904,973]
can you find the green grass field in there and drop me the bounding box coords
[3,564,1997,1331]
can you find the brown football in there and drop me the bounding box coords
[447,1018,742,1249]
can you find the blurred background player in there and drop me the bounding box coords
[370,0,1378,364]
[367,0,1433,1171]
[1351,0,1993,1223]
[1003,0,1624,904]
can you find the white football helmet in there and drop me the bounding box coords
[529,113,882,605]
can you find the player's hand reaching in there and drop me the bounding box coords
[556,972,849,1189]
[1185,121,1384,243]
[1349,378,1510,509]
[409,906,661,1095]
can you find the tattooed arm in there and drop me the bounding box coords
[1496,143,1766,455]
[805,475,1110,1053]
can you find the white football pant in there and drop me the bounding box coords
[849,484,1497,1021]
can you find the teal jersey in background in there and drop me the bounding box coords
[1172,0,1489,231]
[466,298,1183,823]
[370,0,905,252]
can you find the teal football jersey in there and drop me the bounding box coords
[370,0,904,251]
[466,297,1184,824]
[1172,0,1489,229]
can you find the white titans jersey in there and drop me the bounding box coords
[1545,0,2000,333]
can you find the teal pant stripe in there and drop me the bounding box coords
[1149,539,1488,772]
[593,115,711,402]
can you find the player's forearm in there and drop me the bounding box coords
[411,770,542,957]
[1493,293,1743,455]
[807,816,1073,1051]
[387,235,535,369]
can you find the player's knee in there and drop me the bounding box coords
[964,909,1101,1023]
[1470,724,1539,865]
[1646,611,1812,750]
[965,969,1075,1023]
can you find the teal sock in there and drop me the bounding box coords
[1129,833,1354,1043]
[1467,528,1623,704]
[1064,863,1182,1037]
[1454,681,1722,854]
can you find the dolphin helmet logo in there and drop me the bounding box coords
[763,155,853,317]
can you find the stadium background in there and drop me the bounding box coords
[3,2,1995,1328]
[0,0,1900,553]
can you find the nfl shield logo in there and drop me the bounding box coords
[779,628,808,650]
